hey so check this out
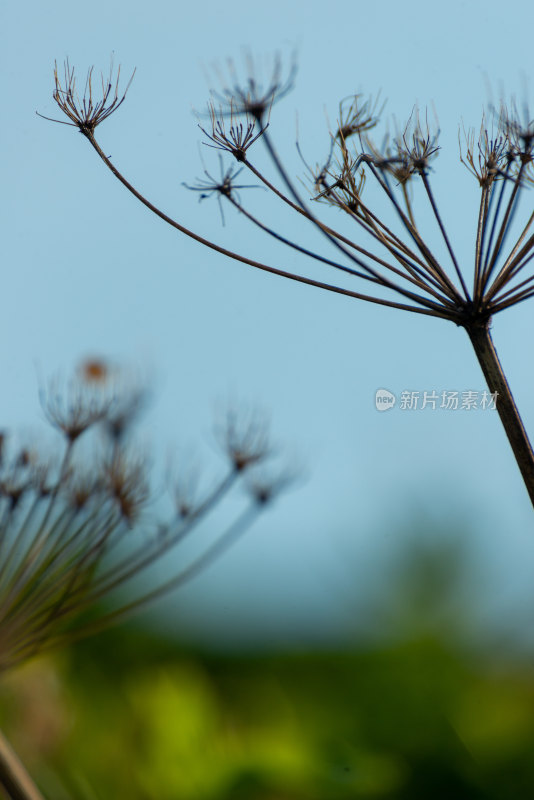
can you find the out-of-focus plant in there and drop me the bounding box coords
[5,524,530,800]
[0,359,287,799]
[40,56,534,506]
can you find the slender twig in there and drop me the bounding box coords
[80,133,456,319]
[419,171,470,298]
[0,730,45,800]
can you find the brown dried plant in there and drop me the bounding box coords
[40,57,534,511]
[0,359,291,798]
[0,361,285,676]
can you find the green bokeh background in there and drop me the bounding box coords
[3,524,534,799]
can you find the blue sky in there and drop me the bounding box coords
[4,0,534,648]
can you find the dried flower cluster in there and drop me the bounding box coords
[0,361,286,673]
[37,59,135,134]
[40,57,534,507]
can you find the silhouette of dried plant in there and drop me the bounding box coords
[0,361,285,678]
[0,362,293,800]
[41,57,534,508]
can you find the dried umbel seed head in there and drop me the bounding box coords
[209,51,296,122]
[361,134,415,186]
[182,156,260,226]
[101,450,150,525]
[394,108,440,174]
[245,463,296,507]
[334,93,385,142]
[0,441,36,510]
[184,161,245,202]
[42,361,149,445]
[170,460,202,520]
[313,149,367,216]
[37,58,135,136]
[217,407,271,473]
[459,117,510,189]
[200,102,267,162]
[498,99,534,162]
[67,472,102,511]
[355,108,439,189]
[41,374,110,442]
[105,385,148,442]
[0,364,289,672]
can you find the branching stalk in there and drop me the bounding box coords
[40,59,534,508]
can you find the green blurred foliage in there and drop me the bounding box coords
[4,628,534,799]
[2,524,534,799]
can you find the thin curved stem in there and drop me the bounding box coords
[419,171,470,299]
[321,185,460,305]
[255,131,458,313]
[248,153,446,287]
[80,133,456,320]
[473,185,492,303]
[481,162,525,290]
[225,194,456,307]
[38,503,261,651]
[366,163,466,305]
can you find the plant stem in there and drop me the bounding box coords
[0,730,45,800]
[466,322,534,508]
